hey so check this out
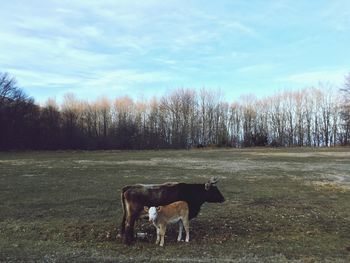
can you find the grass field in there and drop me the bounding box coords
[1,148,350,262]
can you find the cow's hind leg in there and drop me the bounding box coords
[120,209,126,236]
[124,214,138,244]
[120,216,125,236]
[120,215,126,236]
[123,202,141,244]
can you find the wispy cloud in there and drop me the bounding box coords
[321,0,350,32]
[8,69,82,87]
[9,67,172,90]
[280,68,349,87]
[84,70,173,89]
[237,63,279,74]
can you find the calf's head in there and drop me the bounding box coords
[144,206,161,223]
[204,177,225,203]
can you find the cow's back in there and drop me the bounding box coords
[123,182,182,207]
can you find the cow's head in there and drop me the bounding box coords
[204,177,225,203]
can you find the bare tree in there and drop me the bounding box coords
[2,69,349,150]
[96,97,111,138]
[0,72,37,150]
[228,102,242,147]
[269,93,287,146]
[0,72,26,103]
[113,96,138,149]
[61,93,84,148]
[198,89,219,146]
[240,95,257,147]
[293,91,305,146]
[40,98,61,149]
[340,73,350,145]
[320,86,334,147]
[304,89,314,146]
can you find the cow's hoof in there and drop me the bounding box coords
[123,237,133,245]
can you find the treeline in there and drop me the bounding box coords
[1,71,350,150]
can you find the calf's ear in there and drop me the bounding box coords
[144,206,149,212]
[156,206,161,212]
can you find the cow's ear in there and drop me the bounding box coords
[144,206,149,212]
[156,206,161,212]
[205,183,210,190]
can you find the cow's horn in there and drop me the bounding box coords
[209,177,219,184]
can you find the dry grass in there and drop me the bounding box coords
[0,148,350,262]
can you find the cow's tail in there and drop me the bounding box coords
[120,189,127,236]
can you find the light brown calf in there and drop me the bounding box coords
[144,201,190,247]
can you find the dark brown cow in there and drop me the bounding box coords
[120,177,224,244]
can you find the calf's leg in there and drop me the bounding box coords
[182,217,190,243]
[177,220,183,241]
[155,226,160,245]
[159,224,166,247]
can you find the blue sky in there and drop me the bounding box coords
[0,0,349,104]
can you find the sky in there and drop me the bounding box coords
[0,0,350,104]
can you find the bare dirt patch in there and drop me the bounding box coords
[151,157,261,173]
[310,173,350,191]
[0,159,34,165]
[250,151,350,158]
[74,160,158,166]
